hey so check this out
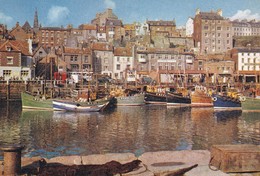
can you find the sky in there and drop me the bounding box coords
[0,0,260,29]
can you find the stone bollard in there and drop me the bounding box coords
[0,145,24,176]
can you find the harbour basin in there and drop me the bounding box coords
[0,101,259,159]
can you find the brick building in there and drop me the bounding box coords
[193,9,233,54]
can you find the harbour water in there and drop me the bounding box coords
[0,101,259,159]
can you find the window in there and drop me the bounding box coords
[205,33,208,37]
[242,58,244,63]
[3,70,11,76]
[70,56,74,62]
[227,33,230,37]
[217,33,221,37]
[21,70,29,77]
[7,57,13,64]
[117,57,120,62]
[127,57,130,62]
[218,40,221,44]
[227,27,230,30]
[217,27,221,30]
[204,26,209,30]
[227,40,229,44]
[84,56,88,63]
[116,64,120,70]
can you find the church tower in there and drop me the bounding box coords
[33,8,39,29]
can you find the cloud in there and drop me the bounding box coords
[47,6,70,25]
[104,0,116,9]
[230,9,260,21]
[0,11,13,26]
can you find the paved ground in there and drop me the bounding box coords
[1,150,259,175]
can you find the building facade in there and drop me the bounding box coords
[112,47,133,80]
[38,27,71,50]
[232,20,260,36]
[193,9,233,54]
[0,40,34,80]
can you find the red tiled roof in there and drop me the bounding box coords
[0,40,31,55]
[64,47,91,54]
[91,42,113,51]
[114,47,132,56]
[79,24,96,30]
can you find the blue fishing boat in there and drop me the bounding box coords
[212,94,241,110]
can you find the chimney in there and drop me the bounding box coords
[16,22,19,27]
[28,39,33,54]
[196,8,200,15]
[107,8,112,16]
[217,9,223,16]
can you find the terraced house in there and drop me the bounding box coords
[0,40,34,80]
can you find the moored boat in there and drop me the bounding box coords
[240,96,260,112]
[212,94,241,110]
[116,93,145,106]
[166,92,191,106]
[52,99,109,112]
[144,92,167,104]
[21,92,53,110]
[191,87,213,107]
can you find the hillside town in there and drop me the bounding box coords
[0,8,260,86]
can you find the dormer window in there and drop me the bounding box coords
[6,46,11,51]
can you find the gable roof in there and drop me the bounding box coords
[22,21,32,33]
[0,40,31,55]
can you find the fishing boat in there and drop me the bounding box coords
[110,88,145,106]
[166,92,191,106]
[212,93,241,110]
[240,96,260,112]
[116,93,145,106]
[144,92,167,104]
[21,92,53,110]
[190,86,213,107]
[144,85,167,104]
[52,98,110,112]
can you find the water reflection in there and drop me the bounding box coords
[0,102,259,159]
[191,108,242,150]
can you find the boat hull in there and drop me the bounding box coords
[116,94,145,106]
[53,100,109,112]
[212,94,241,110]
[241,97,260,112]
[191,91,213,107]
[21,92,53,110]
[144,92,166,104]
[166,92,191,106]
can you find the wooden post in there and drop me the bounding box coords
[24,80,28,92]
[0,145,24,176]
[6,80,10,101]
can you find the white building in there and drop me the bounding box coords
[112,47,134,80]
[186,17,194,37]
[236,47,260,82]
